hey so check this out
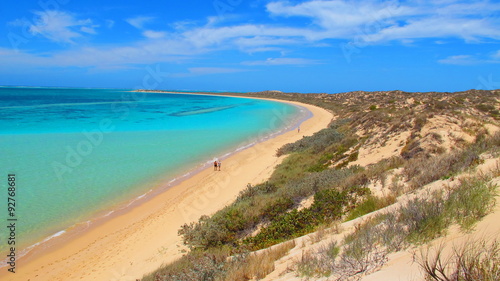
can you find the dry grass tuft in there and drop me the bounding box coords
[415,238,500,281]
[223,240,296,281]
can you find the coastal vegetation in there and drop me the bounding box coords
[142,89,500,281]
[297,174,498,279]
[415,238,500,281]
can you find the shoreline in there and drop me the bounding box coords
[1,96,332,281]
[0,92,310,267]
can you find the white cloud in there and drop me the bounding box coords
[438,53,500,65]
[242,57,320,66]
[126,16,155,29]
[438,55,477,65]
[0,36,199,70]
[266,0,500,43]
[28,10,97,43]
[171,20,197,31]
[267,0,407,32]
[105,20,115,29]
[493,50,500,59]
[171,67,247,77]
[143,30,167,39]
[80,24,99,34]
[4,1,500,71]
[189,67,245,74]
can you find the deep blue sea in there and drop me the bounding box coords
[0,87,306,258]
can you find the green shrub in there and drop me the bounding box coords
[348,151,359,162]
[307,153,334,172]
[310,189,349,221]
[414,115,427,131]
[280,166,359,200]
[276,127,344,156]
[346,195,395,221]
[142,247,231,281]
[445,176,497,230]
[236,182,277,202]
[434,101,448,110]
[245,209,319,250]
[369,105,377,111]
[476,103,495,112]
[179,216,232,250]
[401,138,424,160]
[403,147,482,189]
[179,205,257,250]
[268,152,319,186]
[398,192,450,244]
[261,197,294,221]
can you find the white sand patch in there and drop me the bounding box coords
[351,131,410,167]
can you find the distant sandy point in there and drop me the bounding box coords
[1,94,332,281]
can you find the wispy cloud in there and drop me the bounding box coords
[242,57,320,66]
[171,67,247,77]
[126,16,155,29]
[493,50,500,59]
[4,1,500,71]
[438,55,478,65]
[266,0,500,43]
[439,53,500,65]
[105,19,115,29]
[143,30,167,39]
[24,10,97,43]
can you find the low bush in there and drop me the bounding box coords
[296,175,498,278]
[261,197,294,221]
[298,219,389,279]
[279,166,360,200]
[245,209,319,250]
[236,182,277,202]
[445,176,497,230]
[346,195,396,221]
[476,103,495,112]
[276,127,344,156]
[223,241,296,281]
[142,247,231,281]
[269,152,320,186]
[403,147,482,189]
[310,189,349,221]
[398,192,450,244]
[339,219,389,277]
[179,204,257,250]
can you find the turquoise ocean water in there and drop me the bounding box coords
[0,87,307,259]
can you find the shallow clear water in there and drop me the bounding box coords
[0,87,305,255]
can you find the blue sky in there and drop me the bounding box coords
[0,0,499,93]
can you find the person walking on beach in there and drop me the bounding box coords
[217,160,221,171]
[214,160,218,171]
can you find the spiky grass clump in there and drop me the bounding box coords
[416,239,500,281]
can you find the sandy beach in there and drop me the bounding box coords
[2,97,332,281]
